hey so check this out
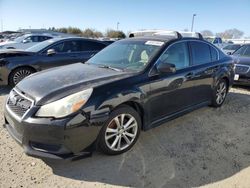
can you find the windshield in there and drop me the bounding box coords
[233,45,250,56]
[13,35,27,43]
[26,39,55,52]
[88,40,164,71]
[223,44,241,50]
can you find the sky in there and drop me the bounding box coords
[0,0,250,37]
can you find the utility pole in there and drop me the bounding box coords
[191,14,196,32]
[116,22,120,31]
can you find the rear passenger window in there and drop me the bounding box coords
[210,46,218,61]
[80,41,106,51]
[190,42,211,65]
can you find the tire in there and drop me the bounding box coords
[211,79,228,108]
[9,67,35,87]
[98,105,141,155]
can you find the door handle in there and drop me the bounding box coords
[185,72,194,79]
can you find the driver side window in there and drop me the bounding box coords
[158,42,190,70]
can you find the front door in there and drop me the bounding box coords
[148,41,197,124]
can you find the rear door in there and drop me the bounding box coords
[188,41,220,103]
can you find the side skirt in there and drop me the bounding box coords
[144,101,210,131]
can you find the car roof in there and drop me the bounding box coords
[122,35,204,44]
[44,37,107,43]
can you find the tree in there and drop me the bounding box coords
[67,27,82,35]
[82,28,94,37]
[200,30,213,37]
[55,27,68,33]
[106,29,126,38]
[93,31,103,38]
[216,29,244,39]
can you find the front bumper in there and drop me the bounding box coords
[3,106,103,160]
[234,75,250,86]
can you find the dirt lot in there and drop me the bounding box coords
[0,86,250,188]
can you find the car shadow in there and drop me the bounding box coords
[0,86,11,96]
[44,89,250,188]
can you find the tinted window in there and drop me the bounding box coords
[38,36,52,42]
[234,45,248,56]
[210,46,218,62]
[51,42,65,53]
[244,46,250,56]
[158,42,190,69]
[190,41,211,65]
[30,36,39,42]
[80,41,106,51]
[25,36,38,42]
[50,40,81,53]
[223,44,241,50]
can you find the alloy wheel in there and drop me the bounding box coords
[216,82,227,105]
[13,69,32,85]
[105,114,138,151]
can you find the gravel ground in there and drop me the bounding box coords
[0,86,250,188]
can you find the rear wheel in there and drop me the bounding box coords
[9,67,35,87]
[98,105,141,155]
[211,79,228,107]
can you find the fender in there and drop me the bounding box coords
[212,62,234,89]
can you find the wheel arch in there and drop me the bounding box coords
[114,101,146,130]
[8,65,37,85]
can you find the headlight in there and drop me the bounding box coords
[36,88,93,118]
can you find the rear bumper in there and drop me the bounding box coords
[3,106,103,160]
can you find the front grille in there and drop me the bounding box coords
[235,65,250,74]
[7,89,33,118]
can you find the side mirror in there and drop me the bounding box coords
[227,52,232,55]
[156,62,176,74]
[47,49,56,56]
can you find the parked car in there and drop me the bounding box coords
[4,32,234,159]
[0,34,53,50]
[204,36,228,49]
[232,44,250,85]
[0,37,108,86]
[222,44,241,55]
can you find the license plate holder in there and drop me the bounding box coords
[234,74,239,81]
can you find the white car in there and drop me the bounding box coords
[0,34,53,50]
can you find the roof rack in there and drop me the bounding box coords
[129,30,203,40]
[178,31,203,39]
[153,31,182,39]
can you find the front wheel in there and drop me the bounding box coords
[211,79,228,107]
[98,105,141,155]
[9,67,35,87]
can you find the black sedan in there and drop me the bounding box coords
[4,33,234,159]
[232,44,250,85]
[0,37,108,86]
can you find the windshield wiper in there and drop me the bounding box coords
[98,65,123,72]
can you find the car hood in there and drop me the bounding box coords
[16,63,132,105]
[0,49,35,58]
[232,55,250,66]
